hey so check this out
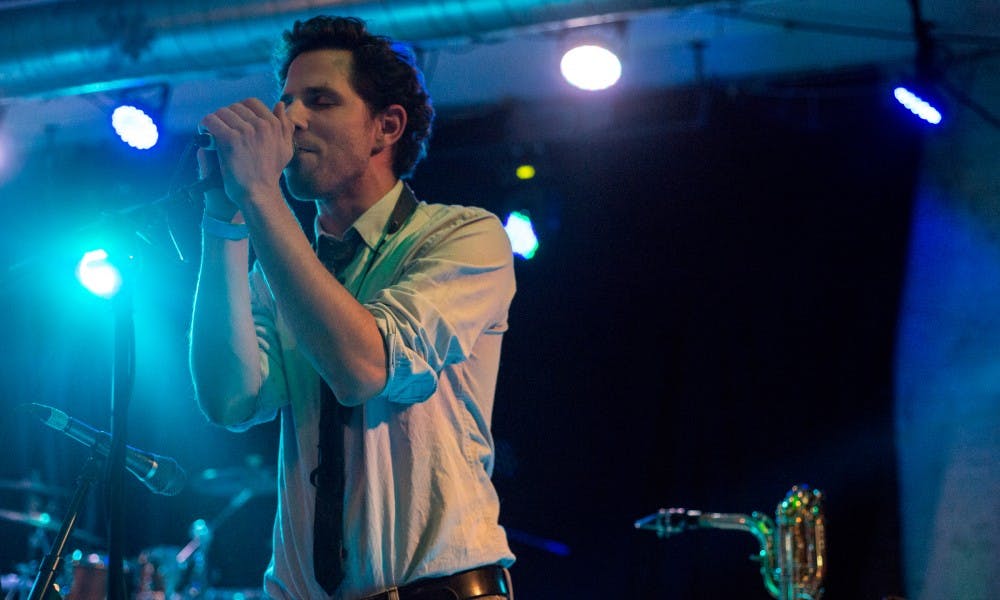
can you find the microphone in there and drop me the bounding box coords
[21,403,187,496]
[187,126,223,196]
[194,131,216,150]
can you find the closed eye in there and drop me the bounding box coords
[309,95,339,107]
[306,87,343,107]
[280,87,343,108]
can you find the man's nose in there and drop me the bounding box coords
[284,98,306,128]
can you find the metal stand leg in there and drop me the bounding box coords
[27,456,103,600]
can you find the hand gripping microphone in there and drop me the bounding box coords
[22,403,187,496]
[195,97,291,151]
[183,126,222,196]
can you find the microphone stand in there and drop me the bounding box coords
[28,455,104,600]
[106,238,135,600]
[99,172,215,600]
[78,183,202,600]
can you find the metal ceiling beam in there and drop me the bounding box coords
[0,0,707,100]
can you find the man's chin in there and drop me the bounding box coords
[282,172,318,202]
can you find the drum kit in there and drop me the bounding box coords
[0,460,275,600]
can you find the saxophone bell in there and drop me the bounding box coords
[635,484,826,600]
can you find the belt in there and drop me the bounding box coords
[361,565,509,600]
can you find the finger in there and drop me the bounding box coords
[224,103,259,131]
[202,110,250,147]
[217,103,257,130]
[219,100,274,139]
[226,100,282,140]
[197,145,224,174]
[273,100,295,140]
[240,97,274,119]
[196,147,211,177]
[198,112,233,137]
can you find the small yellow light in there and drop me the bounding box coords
[515,164,536,180]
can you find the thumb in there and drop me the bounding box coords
[196,147,220,179]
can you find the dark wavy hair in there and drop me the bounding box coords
[274,16,434,179]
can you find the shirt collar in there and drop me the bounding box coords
[314,180,405,251]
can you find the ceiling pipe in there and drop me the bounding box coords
[0,0,703,100]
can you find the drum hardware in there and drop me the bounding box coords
[190,458,276,499]
[200,589,264,600]
[635,484,826,600]
[167,456,276,593]
[0,480,72,500]
[0,470,103,588]
[133,546,188,600]
[122,458,275,600]
[63,551,108,600]
[0,509,104,548]
[2,566,35,600]
[134,502,242,600]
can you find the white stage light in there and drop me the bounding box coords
[111,104,159,149]
[561,45,622,91]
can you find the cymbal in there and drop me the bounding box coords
[0,508,104,546]
[0,478,71,498]
[192,465,276,498]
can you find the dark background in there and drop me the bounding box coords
[0,67,920,599]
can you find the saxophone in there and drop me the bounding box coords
[634,484,826,600]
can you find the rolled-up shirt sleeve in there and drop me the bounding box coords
[365,208,515,405]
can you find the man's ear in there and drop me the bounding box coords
[373,104,406,155]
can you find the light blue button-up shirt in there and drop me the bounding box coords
[238,181,516,599]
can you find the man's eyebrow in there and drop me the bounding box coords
[281,86,343,103]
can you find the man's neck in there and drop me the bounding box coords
[316,176,399,238]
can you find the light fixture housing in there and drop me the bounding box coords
[558,21,627,92]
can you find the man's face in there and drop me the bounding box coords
[280,49,381,201]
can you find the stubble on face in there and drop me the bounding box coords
[280,50,378,205]
[282,151,317,202]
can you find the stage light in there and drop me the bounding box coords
[515,164,536,180]
[504,211,539,260]
[557,21,626,92]
[561,44,622,91]
[104,83,170,150]
[111,104,159,149]
[76,249,123,299]
[893,85,943,125]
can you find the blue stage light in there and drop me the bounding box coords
[76,249,123,298]
[111,104,159,149]
[893,86,942,125]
